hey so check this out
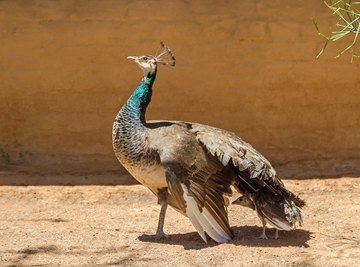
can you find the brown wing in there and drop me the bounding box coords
[189,123,279,181]
[162,160,234,243]
[148,123,234,243]
[188,122,305,208]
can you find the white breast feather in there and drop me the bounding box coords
[129,165,167,192]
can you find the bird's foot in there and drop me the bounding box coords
[258,233,268,239]
[139,232,168,242]
[155,231,168,240]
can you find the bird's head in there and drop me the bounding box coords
[127,42,176,77]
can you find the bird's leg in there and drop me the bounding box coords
[274,229,279,239]
[155,188,168,240]
[259,219,268,239]
[155,201,168,239]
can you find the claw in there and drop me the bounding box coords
[155,231,168,240]
[258,233,268,239]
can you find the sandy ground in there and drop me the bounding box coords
[0,177,359,267]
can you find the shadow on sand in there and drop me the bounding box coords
[2,244,138,266]
[138,225,312,250]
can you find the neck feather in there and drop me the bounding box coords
[121,72,156,128]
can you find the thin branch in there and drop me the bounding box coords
[314,0,360,61]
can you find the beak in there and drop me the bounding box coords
[127,56,138,61]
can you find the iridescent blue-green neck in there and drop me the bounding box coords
[121,72,156,128]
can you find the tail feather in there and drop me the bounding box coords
[232,166,305,231]
[254,188,304,231]
[285,204,303,227]
[278,185,306,208]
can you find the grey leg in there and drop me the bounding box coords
[259,219,268,239]
[155,188,168,239]
[155,200,168,239]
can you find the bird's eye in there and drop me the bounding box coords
[142,57,148,61]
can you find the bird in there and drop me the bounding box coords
[233,192,303,239]
[112,42,305,243]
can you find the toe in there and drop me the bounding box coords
[155,232,168,240]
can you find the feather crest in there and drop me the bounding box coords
[155,42,176,66]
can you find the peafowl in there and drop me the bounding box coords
[232,193,303,239]
[112,42,305,243]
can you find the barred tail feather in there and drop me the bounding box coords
[292,195,306,209]
[289,205,303,227]
[278,185,306,209]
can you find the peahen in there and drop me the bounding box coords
[112,42,305,243]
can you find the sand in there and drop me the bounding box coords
[0,177,359,266]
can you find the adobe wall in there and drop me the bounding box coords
[1,0,359,183]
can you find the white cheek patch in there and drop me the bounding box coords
[140,62,156,76]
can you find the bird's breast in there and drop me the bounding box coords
[113,118,167,193]
[125,163,168,193]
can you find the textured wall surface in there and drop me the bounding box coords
[1,0,359,181]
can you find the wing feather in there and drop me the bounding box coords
[161,159,234,243]
[189,123,283,189]
[181,184,232,243]
[148,120,303,243]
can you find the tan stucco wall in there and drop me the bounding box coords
[1,0,359,181]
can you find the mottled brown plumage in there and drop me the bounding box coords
[112,43,305,243]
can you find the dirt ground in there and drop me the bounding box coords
[0,176,359,267]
